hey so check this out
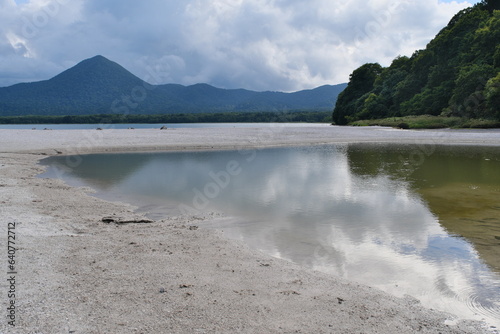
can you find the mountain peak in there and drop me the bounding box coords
[48,55,147,89]
[78,55,113,67]
[89,54,107,60]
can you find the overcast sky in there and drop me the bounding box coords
[0,0,479,91]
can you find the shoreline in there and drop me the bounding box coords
[1,126,498,333]
[1,126,500,156]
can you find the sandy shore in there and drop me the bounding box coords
[1,125,498,333]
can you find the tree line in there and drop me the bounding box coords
[0,110,332,125]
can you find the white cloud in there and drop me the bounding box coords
[0,0,478,90]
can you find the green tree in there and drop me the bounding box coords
[358,93,387,119]
[449,64,495,117]
[332,63,382,124]
[485,72,500,120]
[481,0,500,11]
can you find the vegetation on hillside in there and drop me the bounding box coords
[333,0,500,125]
[0,55,346,117]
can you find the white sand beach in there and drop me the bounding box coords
[1,125,499,334]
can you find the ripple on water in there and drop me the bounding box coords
[455,285,500,328]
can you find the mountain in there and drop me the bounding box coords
[0,56,151,115]
[0,55,346,116]
[333,0,500,124]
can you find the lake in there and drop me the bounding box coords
[39,143,500,327]
[0,122,328,130]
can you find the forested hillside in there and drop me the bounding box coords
[0,55,346,116]
[333,0,500,125]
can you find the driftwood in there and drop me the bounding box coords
[102,216,154,225]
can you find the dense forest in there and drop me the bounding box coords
[333,0,500,125]
[0,110,332,125]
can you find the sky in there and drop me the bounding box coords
[0,0,480,92]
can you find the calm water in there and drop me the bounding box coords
[0,122,328,130]
[39,144,500,327]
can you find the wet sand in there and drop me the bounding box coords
[1,125,498,333]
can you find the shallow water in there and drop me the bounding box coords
[39,143,500,327]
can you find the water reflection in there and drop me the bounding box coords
[346,144,500,272]
[40,144,500,327]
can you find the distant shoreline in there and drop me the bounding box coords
[2,113,499,130]
[0,111,333,126]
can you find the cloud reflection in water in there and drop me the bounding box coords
[41,144,500,327]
